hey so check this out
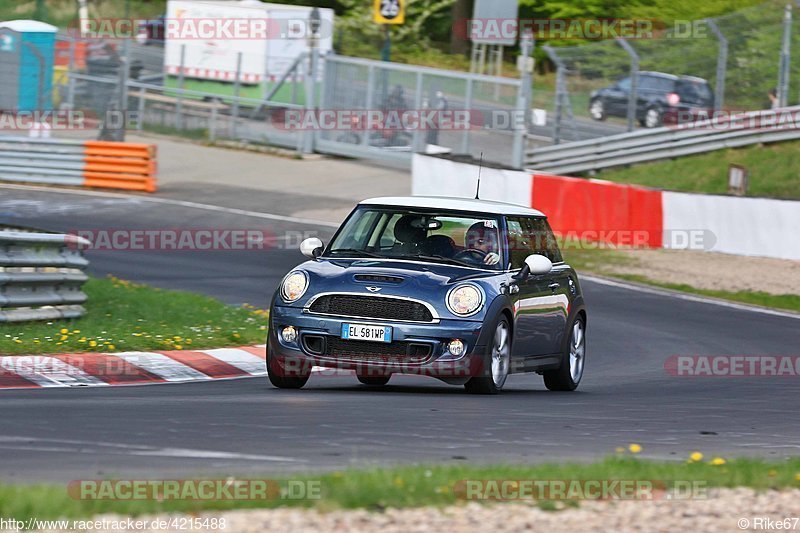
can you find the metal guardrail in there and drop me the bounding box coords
[0,230,91,323]
[525,106,800,174]
[0,136,157,191]
[0,137,86,187]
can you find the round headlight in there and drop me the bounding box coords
[281,271,308,303]
[446,284,484,317]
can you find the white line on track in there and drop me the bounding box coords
[582,274,800,320]
[0,183,341,228]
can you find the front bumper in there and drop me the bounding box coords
[269,304,487,379]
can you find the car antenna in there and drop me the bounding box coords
[475,152,483,199]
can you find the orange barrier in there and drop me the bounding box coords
[532,174,663,248]
[82,141,157,193]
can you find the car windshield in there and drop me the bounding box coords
[326,207,503,270]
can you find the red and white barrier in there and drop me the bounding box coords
[0,346,266,389]
[412,154,800,261]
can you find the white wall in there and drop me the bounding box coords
[663,192,800,260]
[411,154,532,206]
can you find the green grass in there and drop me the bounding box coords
[0,276,268,355]
[559,242,800,313]
[594,139,800,199]
[1,457,798,520]
[613,275,800,313]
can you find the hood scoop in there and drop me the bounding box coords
[353,274,405,284]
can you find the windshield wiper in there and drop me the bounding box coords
[328,248,382,258]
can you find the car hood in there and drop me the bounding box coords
[279,258,504,319]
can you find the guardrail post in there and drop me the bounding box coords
[412,71,424,152]
[706,19,728,111]
[176,44,185,131]
[778,4,792,107]
[362,65,375,148]
[66,36,76,109]
[461,77,473,154]
[512,31,534,169]
[616,37,639,132]
[301,56,313,154]
[543,45,566,145]
[210,97,218,141]
[137,86,145,131]
[232,52,243,139]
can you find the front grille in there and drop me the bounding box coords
[322,337,431,363]
[308,294,434,322]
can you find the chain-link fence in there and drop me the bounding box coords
[538,0,800,144]
[49,33,530,168]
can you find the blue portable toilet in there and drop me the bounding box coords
[0,20,57,111]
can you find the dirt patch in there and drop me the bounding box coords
[599,249,800,296]
[85,488,800,532]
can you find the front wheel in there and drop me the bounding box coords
[465,318,511,395]
[543,315,585,391]
[267,351,310,389]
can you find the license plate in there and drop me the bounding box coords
[341,323,392,343]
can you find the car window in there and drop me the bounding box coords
[616,77,631,90]
[507,217,563,268]
[328,207,503,270]
[641,76,675,92]
[676,80,713,104]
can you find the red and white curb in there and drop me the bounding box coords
[0,345,267,389]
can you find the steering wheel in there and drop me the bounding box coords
[454,249,487,263]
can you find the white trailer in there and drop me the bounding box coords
[164,0,334,85]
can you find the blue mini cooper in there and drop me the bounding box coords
[268,196,587,394]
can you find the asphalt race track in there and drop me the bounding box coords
[1,184,799,483]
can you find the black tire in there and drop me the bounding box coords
[357,375,391,386]
[267,350,310,389]
[543,315,586,392]
[464,317,511,395]
[589,98,606,121]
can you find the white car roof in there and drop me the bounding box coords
[360,196,545,217]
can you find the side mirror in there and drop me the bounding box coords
[300,237,324,260]
[513,254,553,280]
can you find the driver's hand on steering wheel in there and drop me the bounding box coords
[483,252,500,265]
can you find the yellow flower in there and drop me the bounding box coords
[186,339,192,344]
[628,443,642,454]
[173,336,182,341]
[108,344,116,350]
[794,473,800,482]
[73,330,80,334]
[60,328,69,334]
[710,457,726,466]
[393,477,405,487]
[768,469,778,477]
[60,335,68,341]
[689,452,703,462]
[89,340,97,347]
[174,345,183,350]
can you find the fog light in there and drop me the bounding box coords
[281,326,298,343]
[447,339,465,357]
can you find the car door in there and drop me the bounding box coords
[605,77,631,116]
[507,217,566,358]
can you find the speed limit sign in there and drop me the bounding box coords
[373,0,405,24]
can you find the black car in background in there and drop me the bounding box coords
[589,71,714,127]
[136,15,165,46]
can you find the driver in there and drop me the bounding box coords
[461,222,501,266]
